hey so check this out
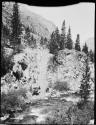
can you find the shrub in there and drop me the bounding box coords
[67,102,94,124]
[1,88,27,116]
[45,102,73,124]
[77,101,94,119]
[18,62,27,70]
[45,108,70,124]
[16,87,27,98]
[45,99,94,124]
[53,81,70,92]
[1,51,14,77]
[2,73,15,85]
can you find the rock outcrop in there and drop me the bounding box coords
[47,49,94,92]
[1,48,94,96]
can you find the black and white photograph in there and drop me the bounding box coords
[1,1,95,124]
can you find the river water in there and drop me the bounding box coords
[1,94,80,124]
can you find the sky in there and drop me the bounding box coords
[26,2,95,44]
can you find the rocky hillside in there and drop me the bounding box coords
[2,2,56,39]
[1,47,94,96]
[47,49,94,92]
[1,47,52,96]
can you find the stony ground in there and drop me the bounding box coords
[1,92,94,124]
[1,93,78,124]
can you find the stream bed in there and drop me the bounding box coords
[0,94,84,124]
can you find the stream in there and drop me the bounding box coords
[1,94,80,124]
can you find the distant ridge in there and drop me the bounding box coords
[2,2,56,39]
[85,37,94,51]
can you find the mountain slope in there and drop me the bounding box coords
[85,37,94,51]
[2,2,56,39]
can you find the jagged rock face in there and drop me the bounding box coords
[11,47,53,96]
[57,49,86,91]
[2,2,56,39]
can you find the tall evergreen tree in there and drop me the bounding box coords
[66,26,73,49]
[24,27,36,48]
[40,36,44,46]
[10,2,22,49]
[31,35,36,48]
[25,26,31,45]
[55,27,61,49]
[75,34,81,51]
[49,27,60,54]
[2,23,10,39]
[88,49,94,62]
[79,56,91,104]
[82,42,88,54]
[44,37,47,44]
[1,22,10,45]
[60,20,66,49]
[43,37,48,46]
[49,31,57,54]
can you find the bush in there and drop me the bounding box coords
[46,102,94,124]
[1,46,14,77]
[77,101,94,119]
[1,88,27,116]
[67,102,94,124]
[45,102,73,124]
[18,62,27,70]
[45,107,70,124]
[45,102,94,124]
[45,100,94,124]
[53,81,70,92]
[1,73,15,86]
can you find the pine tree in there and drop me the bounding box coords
[44,37,47,44]
[60,20,66,50]
[82,42,88,54]
[79,56,91,104]
[24,27,36,48]
[75,34,81,51]
[55,27,61,50]
[88,49,94,62]
[2,23,10,40]
[25,26,31,46]
[40,36,44,46]
[31,35,36,48]
[1,22,10,45]
[43,37,48,47]
[49,27,61,54]
[49,31,58,54]
[66,26,73,49]
[10,2,22,50]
